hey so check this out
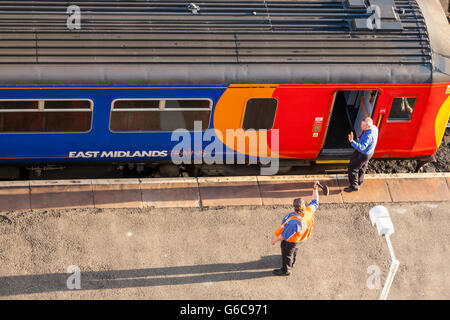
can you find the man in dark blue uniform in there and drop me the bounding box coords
[345,117,379,192]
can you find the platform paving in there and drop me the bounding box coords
[337,176,392,203]
[140,178,200,208]
[198,176,262,207]
[257,175,342,205]
[0,181,31,211]
[0,173,449,212]
[386,176,450,202]
[92,179,142,209]
[1,201,449,299]
[30,180,94,210]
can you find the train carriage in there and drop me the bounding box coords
[0,0,448,178]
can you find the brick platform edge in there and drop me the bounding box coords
[0,173,449,211]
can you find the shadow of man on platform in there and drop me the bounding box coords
[0,255,279,297]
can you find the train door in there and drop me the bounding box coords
[320,90,379,158]
[371,91,426,158]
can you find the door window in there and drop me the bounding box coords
[388,97,416,121]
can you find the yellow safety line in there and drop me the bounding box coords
[316,160,350,164]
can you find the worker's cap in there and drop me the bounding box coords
[293,198,306,210]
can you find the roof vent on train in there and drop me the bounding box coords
[347,0,404,31]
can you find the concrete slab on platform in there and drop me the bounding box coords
[257,175,342,205]
[92,179,142,209]
[30,181,94,210]
[386,176,450,202]
[198,176,262,207]
[0,181,30,212]
[141,178,200,208]
[337,176,392,203]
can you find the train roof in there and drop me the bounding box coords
[0,0,448,85]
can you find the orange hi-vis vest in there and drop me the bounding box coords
[274,206,315,243]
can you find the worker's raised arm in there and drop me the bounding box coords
[312,181,319,202]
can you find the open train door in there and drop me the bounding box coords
[371,87,428,159]
[319,90,379,159]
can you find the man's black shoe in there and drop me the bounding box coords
[273,269,290,276]
[344,186,359,193]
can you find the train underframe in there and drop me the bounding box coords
[0,153,439,181]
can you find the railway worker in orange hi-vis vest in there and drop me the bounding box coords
[271,181,319,276]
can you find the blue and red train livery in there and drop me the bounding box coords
[0,0,448,178]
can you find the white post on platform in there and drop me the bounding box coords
[379,234,400,300]
[369,205,400,300]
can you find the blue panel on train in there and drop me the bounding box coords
[0,85,228,163]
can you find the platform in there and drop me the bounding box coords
[0,173,449,212]
[1,194,449,299]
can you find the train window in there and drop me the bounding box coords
[242,98,278,130]
[43,112,92,132]
[44,100,91,110]
[388,97,416,121]
[165,100,210,109]
[0,112,44,132]
[0,101,38,110]
[0,99,92,133]
[113,100,160,109]
[110,99,211,132]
